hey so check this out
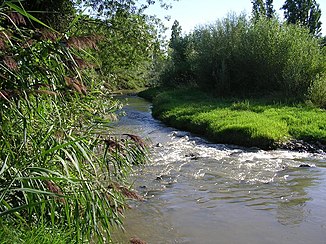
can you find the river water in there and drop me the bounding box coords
[112,96,326,244]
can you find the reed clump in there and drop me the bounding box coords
[0,1,148,242]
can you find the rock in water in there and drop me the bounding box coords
[155,143,163,147]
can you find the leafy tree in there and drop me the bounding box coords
[265,0,275,18]
[282,0,322,36]
[73,0,178,17]
[159,15,325,102]
[169,20,183,61]
[252,0,266,19]
[163,20,194,85]
[322,35,326,46]
[251,0,275,19]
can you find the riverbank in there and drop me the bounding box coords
[139,87,326,152]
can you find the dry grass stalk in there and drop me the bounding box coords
[0,90,19,100]
[22,39,36,48]
[72,55,93,69]
[104,138,123,151]
[0,88,57,101]
[67,35,102,50]
[123,133,146,148]
[8,12,26,26]
[44,180,65,203]
[109,182,144,201]
[119,186,144,201]
[130,237,147,244]
[34,90,57,96]
[39,29,58,41]
[3,56,18,70]
[0,91,11,101]
[0,32,7,50]
[0,39,5,50]
[32,83,51,89]
[64,77,87,95]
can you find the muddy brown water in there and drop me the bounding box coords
[112,96,326,244]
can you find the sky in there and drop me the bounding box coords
[145,0,326,36]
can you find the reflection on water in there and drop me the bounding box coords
[112,96,326,244]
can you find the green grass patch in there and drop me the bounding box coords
[0,223,75,244]
[140,87,326,149]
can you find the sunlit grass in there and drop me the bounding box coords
[0,223,75,244]
[140,87,326,149]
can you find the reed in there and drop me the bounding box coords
[0,1,148,242]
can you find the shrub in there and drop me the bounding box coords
[162,14,326,105]
[307,73,326,108]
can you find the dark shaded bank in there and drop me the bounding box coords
[139,87,326,153]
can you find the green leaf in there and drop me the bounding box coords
[41,138,84,157]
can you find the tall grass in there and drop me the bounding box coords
[0,1,147,242]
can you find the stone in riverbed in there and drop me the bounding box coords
[155,143,163,147]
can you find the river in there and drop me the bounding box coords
[112,95,326,244]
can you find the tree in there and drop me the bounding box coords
[73,0,178,17]
[252,0,266,19]
[321,35,326,46]
[163,20,194,85]
[265,0,275,18]
[282,0,322,36]
[251,0,275,19]
[169,20,182,50]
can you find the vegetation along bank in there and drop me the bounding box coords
[139,1,326,153]
[1,0,326,243]
[139,87,326,152]
[0,0,163,243]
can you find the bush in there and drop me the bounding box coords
[307,73,326,108]
[161,14,326,105]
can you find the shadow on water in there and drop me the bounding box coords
[112,95,326,244]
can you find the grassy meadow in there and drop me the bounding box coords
[140,87,326,149]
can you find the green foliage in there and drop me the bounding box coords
[251,0,275,19]
[282,0,322,36]
[0,222,75,244]
[307,73,326,108]
[0,1,148,242]
[70,0,178,90]
[75,0,178,18]
[159,14,325,106]
[71,10,163,90]
[321,36,326,46]
[142,88,326,148]
[160,20,194,86]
